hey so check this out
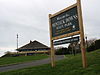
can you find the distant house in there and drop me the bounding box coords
[16,40,50,55]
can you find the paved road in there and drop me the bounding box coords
[0,55,64,72]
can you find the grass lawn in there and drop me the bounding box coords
[0,49,100,75]
[0,54,48,66]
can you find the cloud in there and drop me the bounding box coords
[82,0,100,39]
[0,0,100,51]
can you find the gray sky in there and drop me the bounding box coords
[0,0,100,52]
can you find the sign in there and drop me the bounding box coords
[49,1,87,68]
[50,6,79,38]
[54,36,79,45]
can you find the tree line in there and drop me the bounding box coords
[55,39,100,55]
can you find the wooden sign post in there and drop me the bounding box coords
[49,0,87,68]
[77,0,87,68]
[49,14,55,67]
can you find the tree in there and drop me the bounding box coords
[55,47,69,55]
[68,42,80,55]
[85,38,96,48]
[87,42,95,52]
[95,39,100,50]
[85,38,96,52]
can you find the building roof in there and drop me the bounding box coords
[17,40,50,51]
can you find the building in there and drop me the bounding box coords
[16,40,50,56]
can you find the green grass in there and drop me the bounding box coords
[0,54,48,66]
[0,49,100,75]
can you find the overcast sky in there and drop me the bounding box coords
[0,0,100,55]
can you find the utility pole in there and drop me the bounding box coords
[85,36,88,49]
[17,34,18,49]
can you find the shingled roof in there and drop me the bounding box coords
[17,40,50,51]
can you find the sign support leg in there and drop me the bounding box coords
[51,40,55,67]
[49,14,55,67]
[77,0,87,68]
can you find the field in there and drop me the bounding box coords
[0,49,100,75]
[0,54,48,66]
